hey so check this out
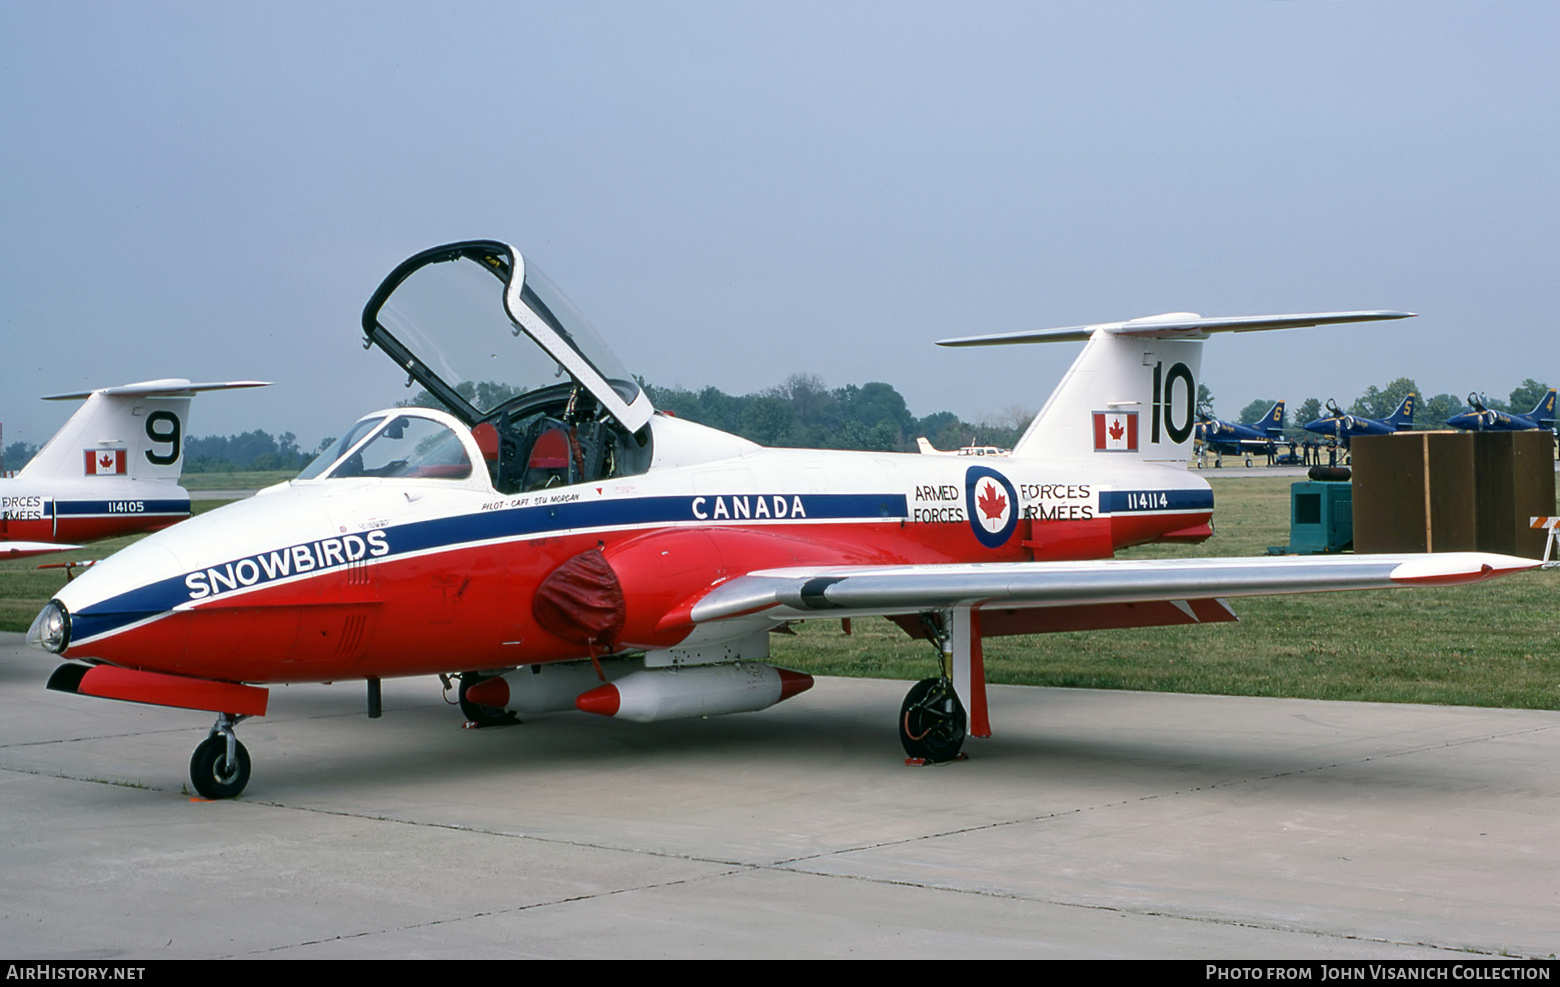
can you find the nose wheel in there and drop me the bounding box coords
[190,715,251,799]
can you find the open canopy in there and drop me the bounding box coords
[361,240,653,433]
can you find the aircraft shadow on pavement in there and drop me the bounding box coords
[225,686,1486,803]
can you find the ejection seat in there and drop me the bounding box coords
[523,425,574,490]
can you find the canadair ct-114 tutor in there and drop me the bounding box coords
[2,380,267,559]
[26,241,1539,799]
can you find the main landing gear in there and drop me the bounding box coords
[190,713,251,800]
[455,671,519,728]
[899,676,966,763]
[897,611,969,764]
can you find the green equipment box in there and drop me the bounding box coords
[1288,480,1353,554]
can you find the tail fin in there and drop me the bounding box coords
[1388,393,1416,430]
[1005,324,1206,464]
[938,311,1412,464]
[17,380,269,484]
[1531,389,1556,426]
[1261,400,1285,437]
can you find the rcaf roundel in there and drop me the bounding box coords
[965,465,1018,548]
[1092,411,1138,452]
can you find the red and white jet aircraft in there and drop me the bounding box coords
[2,379,268,559]
[26,241,1538,799]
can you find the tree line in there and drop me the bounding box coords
[1,431,324,475]
[2,375,1549,474]
[643,375,1026,453]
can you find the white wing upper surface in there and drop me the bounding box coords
[688,552,1537,623]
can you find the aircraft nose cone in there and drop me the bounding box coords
[27,599,70,654]
[53,541,187,650]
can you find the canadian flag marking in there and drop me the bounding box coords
[1092,412,1138,452]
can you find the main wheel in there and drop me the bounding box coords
[459,672,517,727]
[189,734,251,800]
[899,677,966,762]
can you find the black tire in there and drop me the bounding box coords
[1308,465,1351,482]
[899,677,966,762]
[190,734,251,800]
[459,672,517,727]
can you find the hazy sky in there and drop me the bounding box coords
[3,1,1556,448]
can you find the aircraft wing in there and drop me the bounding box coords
[687,552,1536,624]
[0,541,86,560]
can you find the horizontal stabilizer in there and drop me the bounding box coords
[43,380,271,401]
[938,311,1414,347]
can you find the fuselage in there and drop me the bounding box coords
[1446,409,1526,432]
[1301,415,1394,445]
[1,476,189,545]
[1196,401,1284,457]
[1303,396,1413,446]
[1197,420,1276,456]
[1448,390,1557,433]
[49,412,1213,684]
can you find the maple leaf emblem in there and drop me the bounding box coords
[99,453,114,470]
[977,481,1007,521]
[1108,418,1125,442]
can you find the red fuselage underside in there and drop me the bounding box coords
[75,510,1209,683]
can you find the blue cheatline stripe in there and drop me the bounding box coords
[53,499,190,517]
[68,492,910,643]
[1100,489,1214,514]
[391,493,906,556]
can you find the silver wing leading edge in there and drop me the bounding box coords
[688,552,1537,624]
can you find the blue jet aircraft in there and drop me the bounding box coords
[1302,394,1414,447]
[1195,400,1285,464]
[1446,390,1557,433]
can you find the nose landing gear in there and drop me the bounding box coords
[190,713,251,800]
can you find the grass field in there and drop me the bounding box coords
[4,476,1556,709]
